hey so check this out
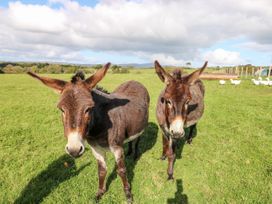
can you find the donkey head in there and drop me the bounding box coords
[155,61,207,139]
[28,63,111,157]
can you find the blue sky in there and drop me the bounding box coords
[0,0,271,66]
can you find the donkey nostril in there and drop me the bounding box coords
[79,146,84,154]
[66,146,69,152]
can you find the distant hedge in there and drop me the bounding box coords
[0,63,95,74]
[0,62,132,74]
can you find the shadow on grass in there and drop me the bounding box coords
[175,125,197,159]
[106,122,158,190]
[167,179,188,204]
[14,154,90,204]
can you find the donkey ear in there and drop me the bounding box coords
[154,60,173,84]
[27,72,67,93]
[85,62,111,89]
[183,61,208,85]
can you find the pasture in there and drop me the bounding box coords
[0,70,271,203]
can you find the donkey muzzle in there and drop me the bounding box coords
[169,118,185,139]
[171,131,185,139]
[65,144,85,158]
[65,132,85,158]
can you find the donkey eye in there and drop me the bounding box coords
[59,107,65,113]
[166,100,172,107]
[84,107,92,115]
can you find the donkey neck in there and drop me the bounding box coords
[86,88,130,140]
[87,89,112,137]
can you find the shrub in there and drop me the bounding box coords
[3,65,24,73]
[111,65,130,74]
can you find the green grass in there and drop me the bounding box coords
[0,72,271,204]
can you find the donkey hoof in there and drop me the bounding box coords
[125,188,133,204]
[167,174,174,180]
[187,138,192,144]
[125,193,133,204]
[126,151,132,157]
[160,155,167,160]
[133,155,139,161]
[127,197,133,204]
[95,189,105,202]
[95,195,101,203]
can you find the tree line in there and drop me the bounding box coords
[0,62,131,74]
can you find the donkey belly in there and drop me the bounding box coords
[124,129,144,143]
[112,80,149,145]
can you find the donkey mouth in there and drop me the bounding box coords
[67,151,84,158]
[65,145,85,158]
[171,132,185,139]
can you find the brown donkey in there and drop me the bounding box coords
[155,60,207,180]
[28,63,150,203]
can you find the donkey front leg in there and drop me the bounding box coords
[111,146,132,203]
[90,145,107,201]
[126,137,141,161]
[187,124,196,144]
[126,141,133,157]
[161,134,168,160]
[167,139,176,180]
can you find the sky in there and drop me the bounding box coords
[0,0,272,67]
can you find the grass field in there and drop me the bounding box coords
[0,71,271,204]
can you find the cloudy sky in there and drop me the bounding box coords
[0,0,272,66]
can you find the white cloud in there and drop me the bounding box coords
[0,0,272,65]
[203,49,244,66]
[7,1,66,33]
[149,53,185,66]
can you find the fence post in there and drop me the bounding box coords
[245,66,248,78]
[268,65,271,79]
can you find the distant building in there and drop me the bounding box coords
[255,68,272,76]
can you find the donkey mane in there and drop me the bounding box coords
[71,71,85,83]
[171,69,182,80]
[95,85,110,94]
[71,71,109,94]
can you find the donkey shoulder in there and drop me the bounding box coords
[113,80,149,100]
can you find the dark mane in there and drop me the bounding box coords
[71,71,85,83]
[171,69,182,80]
[95,85,110,94]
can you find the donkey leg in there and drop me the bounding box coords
[161,134,168,160]
[167,140,176,180]
[90,145,107,201]
[111,146,133,203]
[133,137,141,161]
[187,124,196,144]
[126,141,133,156]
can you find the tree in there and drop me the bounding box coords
[186,62,191,67]
[92,64,103,70]
[111,65,121,73]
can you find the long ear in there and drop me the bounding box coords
[27,72,67,93]
[85,62,111,89]
[154,60,173,84]
[183,61,208,85]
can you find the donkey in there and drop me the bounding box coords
[154,60,207,180]
[27,63,150,203]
